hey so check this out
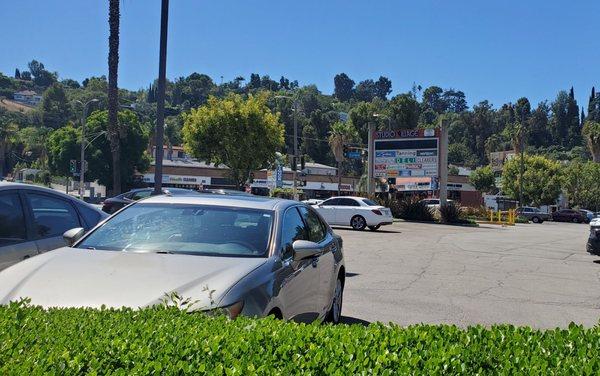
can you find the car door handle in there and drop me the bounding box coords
[311,257,319,268]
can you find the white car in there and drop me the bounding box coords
[420,198,453,210]
[302,199,324,206]
[313,196,393,231]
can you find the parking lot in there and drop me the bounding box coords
[339,221,600,328]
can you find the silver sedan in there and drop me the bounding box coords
[0,194,346,323]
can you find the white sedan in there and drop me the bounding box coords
[313,196,393,231]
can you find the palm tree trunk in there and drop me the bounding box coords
[108,0,121,194]
[0,140,6,177]
[153,0,169,194]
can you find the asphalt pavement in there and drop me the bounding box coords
[338,221,600,328]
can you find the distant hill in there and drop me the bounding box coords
[0,98,35,113]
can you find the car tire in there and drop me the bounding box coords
[532,216,540,223]
[325,278,343,324]
[368,225,381,231]
[572,217,580,223]
[350,215,366,231]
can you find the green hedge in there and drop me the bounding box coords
[1,303,599,374]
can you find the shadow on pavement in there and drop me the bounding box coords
[593,260,600,265]
[332,227,402,234]
[346,272,360,277]
[340,316,371,326]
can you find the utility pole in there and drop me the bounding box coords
[439,118,449,206]
[519,114,525,206]
[75,99,99,200]
[153,0,169,195]
[367,121,375,195]
[292,100,299,200]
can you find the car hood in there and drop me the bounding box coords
[591,218,600,227]
[0,247,266,310]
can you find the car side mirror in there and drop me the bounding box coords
[292,240,322,261]
[63,227,85,246]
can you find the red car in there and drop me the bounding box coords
[551,209,587,223]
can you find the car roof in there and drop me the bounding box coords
[139,193,297,211]
[0,182,106,213]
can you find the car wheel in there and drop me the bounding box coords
[368,225,381,231]
[532,216,540,223]
[350,215,366,231]
[572,217,579,223]
[325,278,343,324]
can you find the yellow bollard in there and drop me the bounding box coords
[497,210,501,223]
[489,210,493,222]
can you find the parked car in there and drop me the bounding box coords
[200,189,253,196]
[587,217,600,256]
[579,209,594,223]
[551,209,587,223]
[0,194,346,323]
[313,196,393,231]
[302,199,324,206]
[420,198,454,210]
[515,207,550,224]
[101,187,200,213]
[0,182,107,271]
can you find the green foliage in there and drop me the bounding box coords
[583,120,600,162]
[333,73,354,102]
[469,166,496,193]
[439,202,467,224]
[46,125,80,176]
[501,155,562,206]
[40,83,70,129]
[562,161,600,211]
[84,110,150,190]
[394,197,435,221]
[183,94,284,188]
[2,303,600,374]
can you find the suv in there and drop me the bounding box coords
[515,207,550,224]
[552,209,587,223]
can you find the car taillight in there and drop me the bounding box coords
[371,209,383,215]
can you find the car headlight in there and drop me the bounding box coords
[204,301,244,319]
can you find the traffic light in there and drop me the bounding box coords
[290,155,297,171]
[69,160,77,174]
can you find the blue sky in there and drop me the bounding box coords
[1,0,599,109]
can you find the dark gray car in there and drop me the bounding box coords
[515,207,550,223]
[0,182,108,271]
[0,194,346,323]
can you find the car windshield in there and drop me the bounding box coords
[362,199,379,206]
[77,203,273,257]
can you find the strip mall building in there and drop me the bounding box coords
[141,146,482,205]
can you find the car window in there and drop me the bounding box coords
[322,198,340,206]
[338,198,360,207]
[26,193,81,239]
[76,203,102,229]
[362,199,379,206]
[131,190,152,201]
[0,192,27,246]
[78,204,273,257]
[280,207,308,259]
[298,207,326,243]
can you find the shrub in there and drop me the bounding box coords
[439,202,466,224]
[396,197,435,222]
[1,303,599,374]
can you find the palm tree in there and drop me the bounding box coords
[108,0,121,194]
[328,121,358,195]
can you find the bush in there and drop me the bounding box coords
[395,197,435,222]
[1,303,600,374]
[439,202,467,224]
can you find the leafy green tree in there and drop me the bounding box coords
[0,119,18,176]
[28,60,56,87]
[469,166,496,193]
[46,126,80,177]
[528,101,551,147]
[566,87,581,147]
[388,93,420,129]
[582,120,600,162]
[40,83,70,129]
[443,89,468,113]
[354,80,378,102]
[333,73,354,102]
[448,143,477,166]
[562,161,600,210]
[248,74,261,90]
[182,94,284,188]
[422,86,447,113]
[501,155,562,206]
[85,110,150,190]
[374,76,392,100]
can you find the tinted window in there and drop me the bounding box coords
[0,192,27,245]
[280,208,308,259]
[76,203,102,229]
[362,199,378,206]
[322,198,340,206]
[27,193,81,238]
[78,204,273,257]
[338,198,360,207]
[131,190,152,201]
[299,207,326,243]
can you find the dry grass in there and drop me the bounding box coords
[0,98,35,113]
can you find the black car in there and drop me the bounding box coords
[551,209,587,223]
[587,218,600,256]
[101,187,200,214]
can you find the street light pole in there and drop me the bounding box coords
[292,100,299,200]
[75,99,99,199]
[153,0,169,195]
